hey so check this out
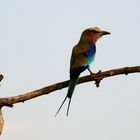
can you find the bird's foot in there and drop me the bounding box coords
[87,68,102,87]
[87,68,96,75]
[96,70,102,75]
[94,70,102,88]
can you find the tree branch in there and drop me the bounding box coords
[0,109,4,135]
[0,74,4,82]
[0,66,140,108]
[0,66,140,135]
[0,74,4,135]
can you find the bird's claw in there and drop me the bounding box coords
[94,70,102,87]
[88,68,101,76]
[87,68,96,75]
[96,70,102,75]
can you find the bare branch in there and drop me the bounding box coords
[0,66,140,108]
[0,66,140,135]
[0,109,4,135]
[0,75,4,82]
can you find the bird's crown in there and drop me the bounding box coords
[86,27,102,32]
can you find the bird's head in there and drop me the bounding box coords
[81,27,111,44]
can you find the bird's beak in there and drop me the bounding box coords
[101,31,111,36]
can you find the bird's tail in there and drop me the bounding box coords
[55,74,80,116]
[66,74,79,115]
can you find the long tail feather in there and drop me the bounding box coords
[67,75,79,99]
[55,96,67,117]
[55,74,79,116]
[66,97,72,116]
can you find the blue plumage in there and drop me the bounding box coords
[85,44,96,57]
[84,44,96,66]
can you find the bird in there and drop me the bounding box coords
[55,27,110,116]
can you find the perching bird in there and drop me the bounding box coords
[55,27,110,116]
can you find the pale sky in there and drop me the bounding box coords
[1,0,140,139]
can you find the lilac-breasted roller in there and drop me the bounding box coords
[55,27,110,116]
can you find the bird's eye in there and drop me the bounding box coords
[94,30,99,33]
[92,30,99,34]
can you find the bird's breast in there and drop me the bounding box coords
[83,44,96,66]
[85,44,96,57]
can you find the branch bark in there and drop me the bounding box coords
[0,74,4,82]
[0,66,140,135]
[0,109,4,135]
[0,66,140,108]
[0,74,4,135]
